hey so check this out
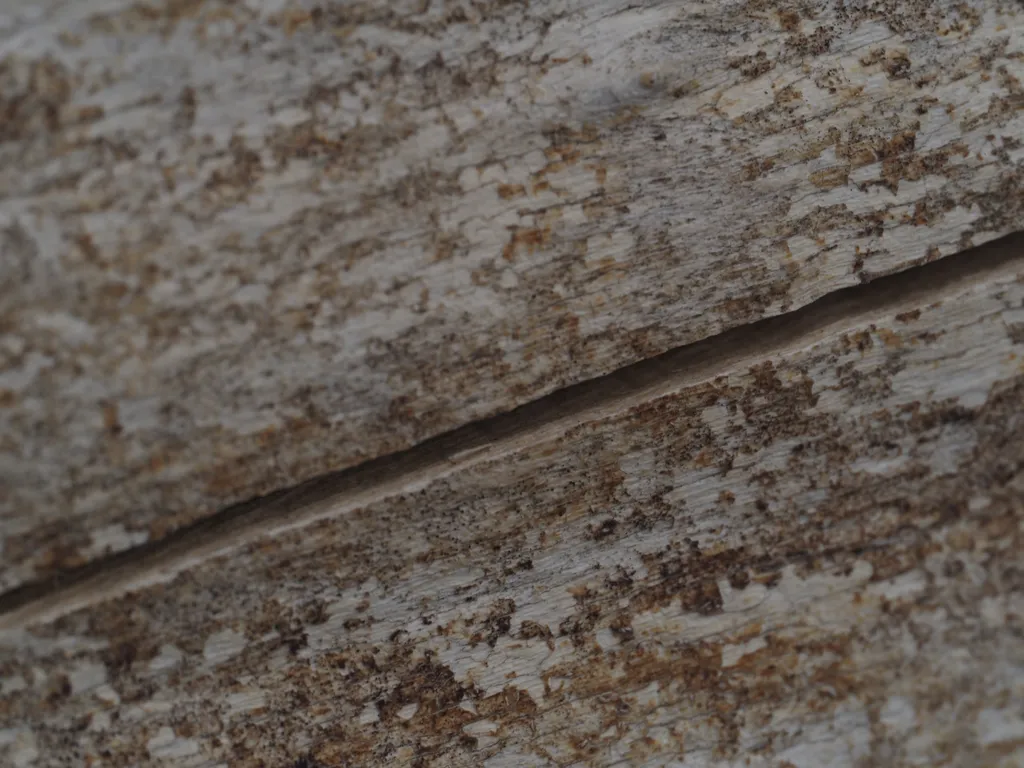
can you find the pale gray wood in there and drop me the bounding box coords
[1,248,1022,767]
[2,0,1023,590]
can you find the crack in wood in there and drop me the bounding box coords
[2,230,1022,630]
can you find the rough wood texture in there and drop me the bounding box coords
[2,249,1022,766]
[3,0,1024,590]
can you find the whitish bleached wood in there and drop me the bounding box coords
[2,0,1023,590]
[2,251,1022,767]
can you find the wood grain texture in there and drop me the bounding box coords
[2,251,1022,766]
[2,0,1024,590]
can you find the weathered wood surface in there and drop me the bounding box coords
[2,0,1024,590]
[2,246,1022,766]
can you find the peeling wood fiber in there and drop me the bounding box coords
[2,0,1024,591]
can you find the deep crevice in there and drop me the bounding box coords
[2,231,1022,627]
